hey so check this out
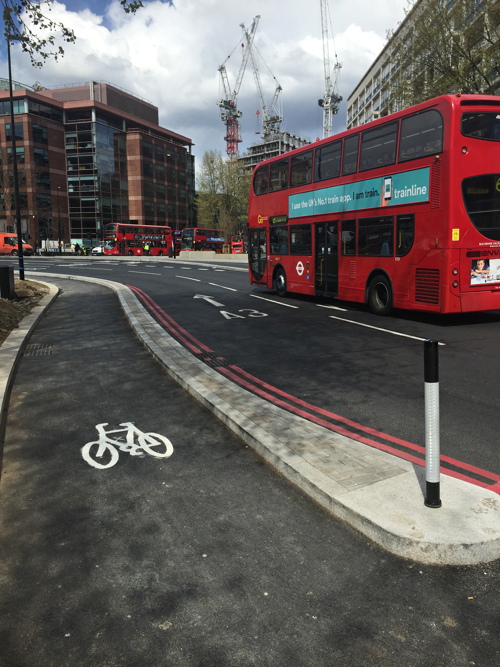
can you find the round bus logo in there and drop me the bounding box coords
[296,261,304,276]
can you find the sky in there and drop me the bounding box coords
[1,0,409,177]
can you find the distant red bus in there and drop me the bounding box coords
[173,230,182,253]
[248,94,500,315]
[230,235,245,254]
[103,223,174,256]
[181,227,225,253]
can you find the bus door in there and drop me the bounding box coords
[248,228,267,284]
[315,221,338,296]
[117,239,126,254]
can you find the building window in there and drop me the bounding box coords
[7,146,25,163]
[34,147,49,167]
[5,122,24,142]
[142,140,153,158]
[36,193,52,211]
[142,161,153,178]
[143,181,154,198]
[32,124,49,144]
[36,171,51,189]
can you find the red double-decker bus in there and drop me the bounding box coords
[248,94,500,315]
[181,227,225,253]
[230,235,245,254]
[103,223,174,256]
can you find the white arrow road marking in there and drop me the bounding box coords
[193,294,226,307]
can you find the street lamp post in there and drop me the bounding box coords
[57,186,62,253]
[6,35,25,279]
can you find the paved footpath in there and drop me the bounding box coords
[0,277,499,667]
[1,270,500,568]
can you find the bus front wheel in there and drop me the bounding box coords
[367,275,393,316]
[274,268,287,297]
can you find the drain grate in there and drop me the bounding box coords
[24,343,53,356]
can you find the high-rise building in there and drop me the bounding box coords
[347,0,500,130]
[0,80,195,248]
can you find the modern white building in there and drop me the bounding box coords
[347,0,500,129]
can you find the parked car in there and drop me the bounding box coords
[91,245,104,255]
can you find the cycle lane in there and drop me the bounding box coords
[0,277,342,665]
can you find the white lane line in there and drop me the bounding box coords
[328,315,446,344]
[250,294,299,308]
[176,275,201,282]
[128,270,162,276]
[317,303,348,312]
[208,283,237,291]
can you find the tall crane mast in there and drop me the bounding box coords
[218,17,259,158]
[318,0,342,138]
[243,16,283,141]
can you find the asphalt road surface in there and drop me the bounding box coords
[8,254,500,483]
[0,277,498,666]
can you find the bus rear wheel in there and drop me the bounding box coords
[128,250,134,256]
[367,275,393,316]
[274,268,287,297]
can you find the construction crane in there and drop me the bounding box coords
[242,16,283,142]
[318,0,342,138]
[217,17,259,158]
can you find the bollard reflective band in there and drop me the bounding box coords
[424,383,440,483]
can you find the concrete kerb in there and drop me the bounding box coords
[3,272,500,566]
[0,281,60,469]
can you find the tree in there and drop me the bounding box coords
[1,0,146,67]
[391,0,500,110]
[196,151,250,237]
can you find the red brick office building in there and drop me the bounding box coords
[0,80,195,248]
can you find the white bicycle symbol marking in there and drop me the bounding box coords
[82,422,174,469]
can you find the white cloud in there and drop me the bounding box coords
[5,0,408,171]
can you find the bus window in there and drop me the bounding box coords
[396,214,415,256]
[342,135,359,175]
[254,165,269,195]
[359,121,398,171]
[358,216,394,256]
[341,219,356,256]
[270,226,288,254]
[269,159,289,192]
[462,112,500,141]
[314,140,341,182]
[399,109,443,162]
[290,224,311,255]
[462,174,500,240]
[290,151,312,187]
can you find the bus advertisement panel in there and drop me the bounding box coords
[181,228,225,252]
[103,223,174,256]
[248,94,500,315]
